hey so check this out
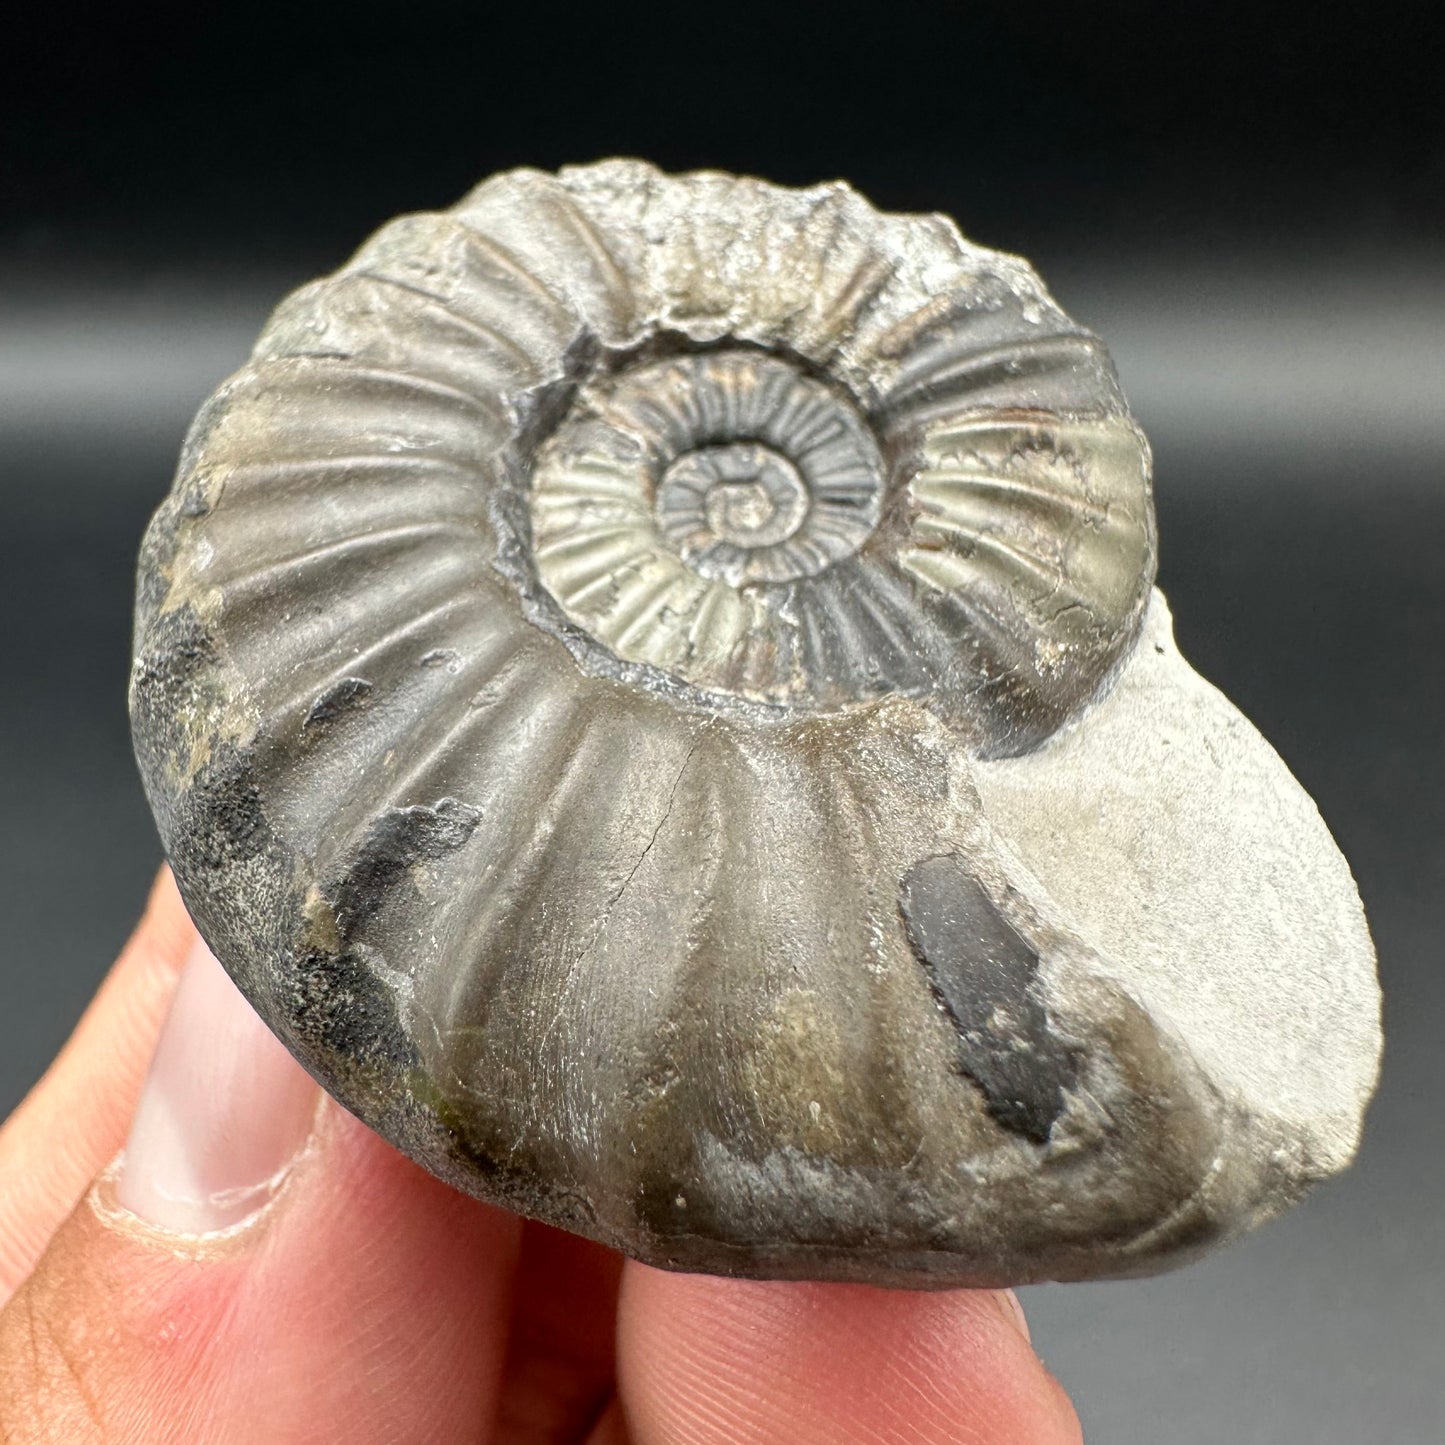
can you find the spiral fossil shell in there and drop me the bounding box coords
[131,162,1380,1286]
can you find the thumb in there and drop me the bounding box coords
[0,940,522,1444]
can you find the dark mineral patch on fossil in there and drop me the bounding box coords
[180,742,271,873]
[294,946,420,1074]
[131,604,217,698]
[900,854,1079,1143]
[328,798,483,937]
[302,676,374,730]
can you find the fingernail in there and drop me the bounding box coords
[997,1289,1032,1341]
[116,938,318,1233]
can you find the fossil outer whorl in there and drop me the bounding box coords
[130,162,1380,1288]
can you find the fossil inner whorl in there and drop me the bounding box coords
[640,352,883,585]
[531,348,887,700]
[657,443,812,581]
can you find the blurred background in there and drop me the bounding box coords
[2,2,1441,1438]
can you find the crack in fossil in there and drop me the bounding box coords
[607,733,706,912]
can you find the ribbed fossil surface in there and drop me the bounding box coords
[130,162,1380,1286]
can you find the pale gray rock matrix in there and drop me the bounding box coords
[129,160,1380,1286]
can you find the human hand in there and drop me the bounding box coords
[0,869,1082,1443]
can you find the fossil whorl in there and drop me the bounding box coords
[239,160,1155,747]
[131,162,1379,1287]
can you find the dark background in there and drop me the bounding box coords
[2,3,1442,1438]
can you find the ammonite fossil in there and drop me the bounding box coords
[130,162,1381,1286]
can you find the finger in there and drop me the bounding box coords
[493,1224,623,1443]
[613,1267,1082,1445]
[0,868,194,1299]
[0,940,523,1444]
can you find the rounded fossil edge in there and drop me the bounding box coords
[126,584,1351,1288]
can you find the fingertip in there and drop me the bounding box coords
[115,939,319,1234]
[616,1266,1082,1445]
[2,1096,526,1444]
[0,868,199,1298]
[3,868,531,1443]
